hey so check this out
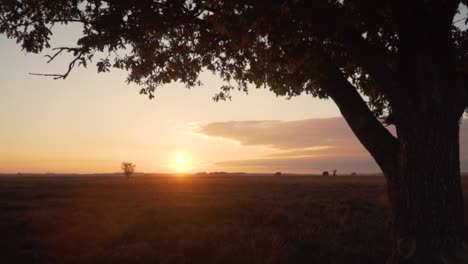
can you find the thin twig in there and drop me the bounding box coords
[454,16,468,24]
[44,47,80,63]
[30,49,85,80]
[29,73,67,80]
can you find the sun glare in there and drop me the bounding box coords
[177,155,187,167]
[173,152,191,173]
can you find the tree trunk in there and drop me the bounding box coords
[320,4,467,262]
[386,116,466,263]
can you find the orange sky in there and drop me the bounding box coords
[1,25,467,174]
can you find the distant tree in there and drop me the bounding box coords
[274,171,282,176]
[2,1,468,262]
[209,171,228,176]
[121,162,136,179]
[332,169,337,176]
[351,172,357,176]
[322,171,329,177]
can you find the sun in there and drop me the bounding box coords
[173,152,191,172]
[177,154,187,167]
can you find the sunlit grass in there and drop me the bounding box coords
[1,175,467,263]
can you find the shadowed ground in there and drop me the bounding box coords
[1,175,467,264]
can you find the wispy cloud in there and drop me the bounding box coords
[197,117,468,173]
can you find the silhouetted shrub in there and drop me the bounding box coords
[121,162,136,178]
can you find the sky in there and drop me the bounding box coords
[0,25,467,174]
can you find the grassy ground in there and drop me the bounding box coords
[0,175,467,264]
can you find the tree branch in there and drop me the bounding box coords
[319,60,399,177]
[463,78,468,114]
[314,3,399,107]
[43,47,80,63]
[453,16,468,25]
[454,67,468,117]
[338,31,398,105]
[47,19,85,24]
[29,48,86,80]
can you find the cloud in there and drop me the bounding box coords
[198,117,468,173]
[198,117,369,152]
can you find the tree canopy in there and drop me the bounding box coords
[2,1,466,117]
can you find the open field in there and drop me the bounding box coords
[1,175,468,264]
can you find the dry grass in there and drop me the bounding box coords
[0,175,467,264]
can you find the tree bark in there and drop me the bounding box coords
[383,3,468,262]
[385,116,466,264]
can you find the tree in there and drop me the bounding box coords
[121,162,136,178]
[1,0,468,262]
